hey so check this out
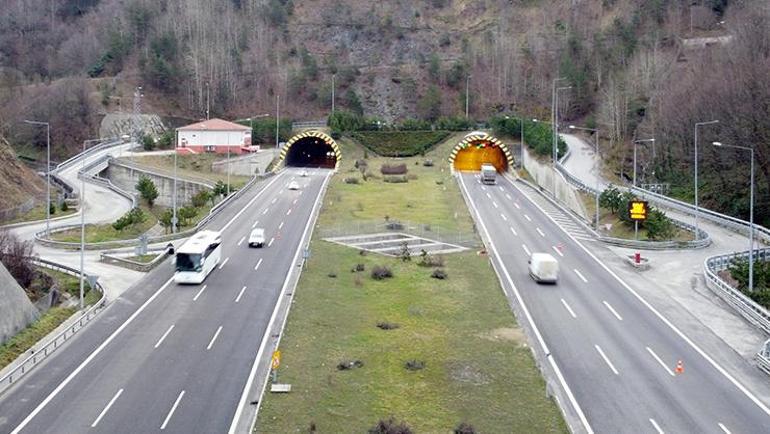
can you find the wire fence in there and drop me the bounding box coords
[318,220,480,249]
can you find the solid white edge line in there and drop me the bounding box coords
[552,245,564,257]
[718,422,731,434]
[160,390,185,430]
[560,298,577,319]
[646,346,674,377]
[536,227,545,237]
[91,388,124,427]
[649,418,664,434]
[254,258,263,271]
[154,324,175,349]
[505,174,770,417]
[521,243,531,256]
[573,269,588,283]
[11,172,288,434]
[237,236,245,246]
[268,238,275,247]
[235,286,247,303]
[458,174,594,434]
[230,172,331,434]
[218,257,230,270]
[603,301,623,321]
[594,345,619,376]
[206,326,223,351]
[192,284,207,301]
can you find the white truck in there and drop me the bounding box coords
[480,163,497,185]
[528,253,559,283]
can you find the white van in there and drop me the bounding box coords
[528,253,559,283]
[248,228,266,248]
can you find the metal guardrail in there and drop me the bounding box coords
[56,139,126,172]
[759,339,770,376]
[0,258,107,396]
[703,248,770,336]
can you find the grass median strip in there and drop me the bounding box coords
[256,135,566,433]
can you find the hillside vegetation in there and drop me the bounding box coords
[0,137,45,210]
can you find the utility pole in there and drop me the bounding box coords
[206,82,210,120]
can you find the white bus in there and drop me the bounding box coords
[174,230,223,284]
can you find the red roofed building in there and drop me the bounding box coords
[176,118,252,155]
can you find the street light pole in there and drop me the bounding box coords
[465,75,471,118]
[554,86,571,166]
[713,142,755,293]
[24,120,51,236]
[205,82,210,120]
[275,95,280,150]
[633,138,655,187]
[570,125,601,230]
[173,135,178,233]
[694,119,719,240]
[331,74,336,114]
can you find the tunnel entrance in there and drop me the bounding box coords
[449,132,513,172]
[280,131,341,169]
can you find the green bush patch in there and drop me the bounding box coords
[351,131,450,157]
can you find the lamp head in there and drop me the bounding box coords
[712,141,723,147]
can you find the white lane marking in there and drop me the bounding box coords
[91,388,124,427]
[481,185,487,191]
[207,326,223,350]
[514,202,521,209]
[293,199,298,205]
[498,186,504,192]
[11,174,290,433]
[231,173,332,434]
[521,243,531,256]
[154,324,175,349]
[552,245,564,257]
[573,269,588,283]
[509,226,518,236]
[718,423,731,434]
[486,192,492,199]
[251,220,259,228]
[505,193,512,200]
[507,174,770,418]
[286,208,292,216]
[603,301,623,321]
[235,286,247,303]
[501,213,508,221]
[268,237,275,247]
[262,208,269,215]
[493,201,499,208]
[278,221,284,229]
[254,258,263,271]
[646,346,675,377]
[271,197,277,204]
[536,227,545,237]
[192,285,207,301]
[457,175,594,434]
[560,298,577,318]
[524,214,532,222]
[237,236,245,246]
[595,345,619,375]
[160,390,185,430]
[218,257,229,270]
[649,418,664,434]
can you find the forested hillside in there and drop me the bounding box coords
[0,0,766,223]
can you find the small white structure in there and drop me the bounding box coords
[176,118,251,155]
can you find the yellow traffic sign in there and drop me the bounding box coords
[629,201,648,221]
[271,350,281,370]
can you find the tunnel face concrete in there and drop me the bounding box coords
[453,142,508,172]
[285,137,337,168]
[280,131,341,169]
[449,132,513,172]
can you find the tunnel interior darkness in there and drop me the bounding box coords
[285,137,337,168]
[453,141,508,172]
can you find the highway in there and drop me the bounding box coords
[458,172,770,434]
[0,167,330,434]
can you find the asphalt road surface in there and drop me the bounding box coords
[458,172,770,434]
[1,168,330,434]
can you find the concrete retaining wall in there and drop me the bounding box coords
[0,262,40,344]
[102,161,211,208]
[522,146,589,220]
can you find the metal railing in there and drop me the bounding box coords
[318,220,479,248]
[56,139,127,172]
[0,258,107,396]
[704,248,770,335]
[759,339,770,376]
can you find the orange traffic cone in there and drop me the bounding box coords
[675,360,684,375]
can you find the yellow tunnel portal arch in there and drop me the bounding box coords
[449,132,513,172]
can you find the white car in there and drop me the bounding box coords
[248,228,266,248]
[288,181,300,190]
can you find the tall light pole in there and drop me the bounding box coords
[570,125,601,230]
[275,95,280,150]
[633,138,655,187]
[694,119,719,240]
[24,120,51,236]
[331,74,336,114]
[172,130,178,234]
[551,77,568,165]
[79,137,104,310]
[465,74,472,118]
[713,142,755,293]
[554,86,572,165]
[205,82,210,120]
[533,118,558,199]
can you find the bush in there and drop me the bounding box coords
[371,265,393,280]
[354,263,365,272]
[328,271,337,278]
[398,242,411,262]
[344,177,360,184]
[398,118,432,131]
[490,115,567,158]
[142,134,155,151]
[454,422,476,434]
[380,163,408,175]
[404,359,425,370]
[431,269,448,279]
[135,175,159,207]
[60,201,69,212]
[435,116,473,131]
[191,189,212,208]
[112,207,146,230]
[644,208,675,240]
[419,250,444,267]
[376,321,399,330]
[351,131,450,157]
[383,175,408,183]
[337,360,364,370]
[49,202,56,215]
[368,418,413,434]
[0,229,36,288]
